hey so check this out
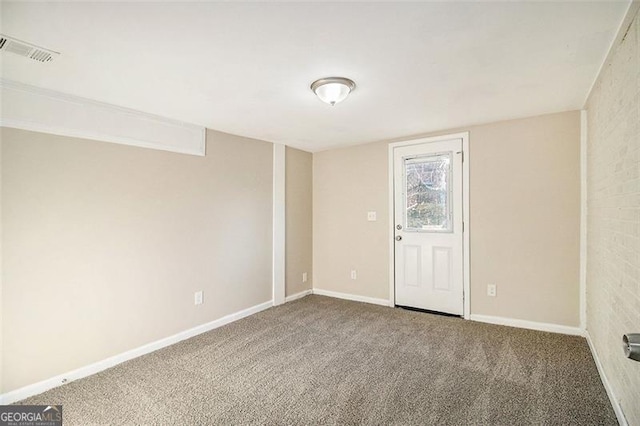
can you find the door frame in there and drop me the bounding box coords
[388,132,470,319]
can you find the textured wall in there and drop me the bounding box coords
[313,111,581,326]
[1,128,273,393]
[585,8,640,424]
[285,147,313,297]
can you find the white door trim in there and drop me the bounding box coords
[388,132,470,319]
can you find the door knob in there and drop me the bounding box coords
[395,235,402,241]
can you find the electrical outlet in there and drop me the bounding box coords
[194,290,204,305]
[302,272,308,283]
[367,211,377,221]
[487,284,497,297]
[351,270,357,280]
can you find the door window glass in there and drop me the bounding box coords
[404,153,452,232]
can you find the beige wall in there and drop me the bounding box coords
[285,147,312,297]
[586,7,640,424]
[468,112,580,325]
[313,111,581,326]
[1,127,273,393]
[313,142,390,301]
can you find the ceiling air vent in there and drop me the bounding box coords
[0,34,59,63]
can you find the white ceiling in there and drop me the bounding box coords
[0,1,630,152]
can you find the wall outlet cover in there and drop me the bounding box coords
[487,284,497,297]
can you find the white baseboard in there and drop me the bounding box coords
[585,332,628,426]
[0,299,273,405]
[285,289,312,303]
[469,314,585,336]
[312,288,391,307]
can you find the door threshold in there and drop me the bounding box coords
[395,305,462,318]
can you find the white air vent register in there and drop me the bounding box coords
[0,34,59,63]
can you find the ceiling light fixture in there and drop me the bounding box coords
[310,77,356,106]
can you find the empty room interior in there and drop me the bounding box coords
[1,1,639,425]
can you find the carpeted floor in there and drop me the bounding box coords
[19,295,616,425]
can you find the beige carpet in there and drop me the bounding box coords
[19,295,616,425]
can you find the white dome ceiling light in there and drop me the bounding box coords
[310,77,356,106]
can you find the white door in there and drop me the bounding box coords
[393,138,464,315]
